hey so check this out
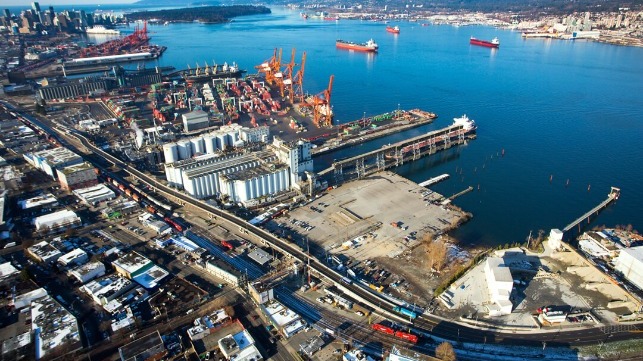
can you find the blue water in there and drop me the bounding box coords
[93,8,643,246]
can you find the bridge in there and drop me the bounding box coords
[319,123,475,184]
[563,186,621,234]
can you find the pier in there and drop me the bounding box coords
[562,186,621,236]
[318,123,475,184]
[448,186,474,201]
[419,174,450,187]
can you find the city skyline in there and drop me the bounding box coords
[5,0,136,6]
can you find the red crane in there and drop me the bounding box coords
[310,75,334,127]
[292,51,306,104]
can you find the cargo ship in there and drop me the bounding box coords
[336,39,378,52]
[453,114,477,133]
[85,25,120,35]
[386,26,400,34]
[470,37,500,48]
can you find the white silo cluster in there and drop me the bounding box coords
[221,165,290,203]
[161,124,270,164]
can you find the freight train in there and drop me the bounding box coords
[94,167,186,232]
[371,323,419,343]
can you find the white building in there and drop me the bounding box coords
[271,137,313,185]
[58,248,88,268]
[484,257,513,316]
[23,147,83,179]
[69,261,106,284]
[26,241,62,263]
[240,126,270,143]
[220,164,290,204]
[82,274,135,305]
[204,258,247,287]
[31,294,81,360]
[218,329,263,361]
[112,252,169,289]
[614,246,643,291]
[261,300,304,339]
[32,209,81,232]
[73,184,116,205]
[18,193,58,211]
[183,110,210,132]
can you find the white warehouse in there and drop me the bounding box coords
[33,210,81,232]
[614,246,643,292]
[484,257,513,316]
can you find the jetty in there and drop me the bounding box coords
[562,187,621,237]
[419,174,450,187]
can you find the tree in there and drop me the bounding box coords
[436,341,457,361]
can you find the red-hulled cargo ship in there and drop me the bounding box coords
[336,39,378,52]
[386,25,400,34]
[470,37,500,48]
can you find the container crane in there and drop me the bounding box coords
[310,75,334,127]
[292,51,306,104]
[279,48,296,98]
[255,48,282,85]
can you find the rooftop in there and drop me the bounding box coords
[263,300,300,327]
[32,210,80,228]
[58,248,87,266]
[132,265,169,289]
[182,110,208,121]
[27,241,61,262]
[0,262,19,281]
[32,147,82,167]
[221,163,288,182]
[31,294,81,360]
[59,161,94,175]
[70,261,105,277]
[18,193,57,210]
[182,151,276,179]
[619,246,643,262]
[486,257,513,283]
[112,251,152,276]
[247,248,273,266]
[82,274,133,301]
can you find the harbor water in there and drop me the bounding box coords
[68,7,643,246]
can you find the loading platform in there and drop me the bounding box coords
[562,186,621,236]
[318,123,475,184]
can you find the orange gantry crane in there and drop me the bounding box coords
[279,48,296,99]
[256,48,282,85]
[309,75,334,127]
[292,51,306,104]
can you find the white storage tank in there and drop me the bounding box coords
[217,134,227,150]
[203,134,217,154]
[191,137,205,155]
[177,139,193,160]
[163,143,178,164]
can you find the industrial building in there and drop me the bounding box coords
[24,147,83,179]
[162,124,270,164]
[204,258,248,288]
[31,294,82,360]
[484,257,514,316]
[614,246,643,291]
[220,164,290,203]
[182,110,210,132]
[271,137,313,185]
[57,248,88,268]
[247,248,273,267]
[56,161,98,190]
[112,251,169,289]
[38,77,116,101]
[65,52,156,67]
[69,261,106,284]
[26,241,62,263]
[32,209,81,232]
[73,184,116,205]
[217,329,263,361]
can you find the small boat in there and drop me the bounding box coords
[324,16,340,21]
[386,25,400,34]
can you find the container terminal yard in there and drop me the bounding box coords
[1,19,643,361]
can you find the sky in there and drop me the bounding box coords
[5,0,137,6]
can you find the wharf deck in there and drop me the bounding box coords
[319,123,475,184]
